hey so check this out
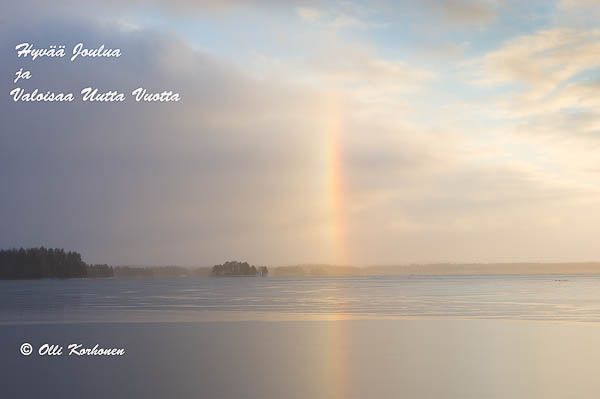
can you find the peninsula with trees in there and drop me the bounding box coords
[0,247,113,279]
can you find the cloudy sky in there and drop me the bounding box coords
[2,0,600,266]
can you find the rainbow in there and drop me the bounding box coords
[322,99,352,396]
[326,96,347,266]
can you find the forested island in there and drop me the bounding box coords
[212,261,268,277]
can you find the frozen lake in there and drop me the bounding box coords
[2,275,600,323]
[3,275,600,398]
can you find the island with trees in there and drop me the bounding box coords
[211,261,268,277]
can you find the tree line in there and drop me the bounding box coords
[0,248,114,279]
[0,248,269,279]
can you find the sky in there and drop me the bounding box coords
[2,0,600,266]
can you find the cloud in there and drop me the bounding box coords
[468,26,600,154]
[106,0,312,12]
[329,14,367,29]
[0,19,332,264]
[470,26,600,140]
[303,45,435,95]
[4,0,600,265]
[0,12,441,265]
[296,7,321,22]
[295,4,380,31]
[505,79,600,118]
[421,0,496,26]
[559,0,600,8]
[475,28,600,98]
[432,0,495,25]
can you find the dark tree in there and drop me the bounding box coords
[0,247,88,279]
[211,261,268,277]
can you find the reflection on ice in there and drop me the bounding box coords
[2,275,600,324]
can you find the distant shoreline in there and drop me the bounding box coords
[5,247,600,279]
[270,263,600,277]
[5,263,600,280]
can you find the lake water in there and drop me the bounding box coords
[2,275,600,398]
